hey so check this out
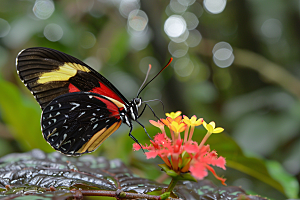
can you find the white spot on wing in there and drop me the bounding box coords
[49,132,59,137]
[78,111,85,118]
[70,102,80,111]
[93,124,98,129]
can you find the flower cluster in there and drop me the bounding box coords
[133,111,226,186]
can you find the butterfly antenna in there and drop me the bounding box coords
[137,64,152,97]
[137,58,173,97]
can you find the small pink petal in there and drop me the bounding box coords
[183,143,199,153]
[190,162,208,180]
[133,143,141,151]
[154,133,166,141]
[214,156,226,170]
[145,151,159,159]
[149,120,160,127]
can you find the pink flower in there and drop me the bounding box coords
[133,111,226,186]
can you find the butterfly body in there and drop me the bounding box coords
[16,47,143,156]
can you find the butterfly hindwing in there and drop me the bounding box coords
[16,47,128,109]
[41,92,122,156]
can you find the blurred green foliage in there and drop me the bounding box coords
[0,0,299,199]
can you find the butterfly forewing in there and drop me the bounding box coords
[16,47,128,109]
[41,92,122,156]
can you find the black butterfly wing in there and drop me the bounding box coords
[16,47,128,109]
[41,92,122,156]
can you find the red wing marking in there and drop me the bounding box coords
[94,96,121,119]
[69,84,80,92]
[68,82,126,105]
[90,82,125,104]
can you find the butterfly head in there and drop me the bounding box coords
[133,97,142,107]
[127,97,142,121]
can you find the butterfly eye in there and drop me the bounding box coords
[134,98,142,107]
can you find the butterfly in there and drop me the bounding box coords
[16,47,172,156]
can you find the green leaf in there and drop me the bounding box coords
[0,80,54,152]
[266,160,299,199]
[160,192,170,200]
[158,163,171,172]
[157,164,197,182]
[0,150,268,200]
[179,173,197,182]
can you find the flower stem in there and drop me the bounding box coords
[166,178,178,192]
[198,132,211,149]
[188,126,195,141]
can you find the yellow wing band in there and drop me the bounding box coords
[77,121,122,154]
[37,62,91,84]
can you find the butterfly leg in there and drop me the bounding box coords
[144,103,162,121]
[135,119,153,141]
[138,104,147,118]
[128,123,145,153]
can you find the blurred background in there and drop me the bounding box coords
[0,0,300,199]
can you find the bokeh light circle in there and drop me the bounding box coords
[0,18,10,38]
[178,0,196,6]
[212,42,234,68]
[129,29,151,51]
[44,23,63,42]
[119,0,140,18]
[128,9,148,32]
[169,29,189,43]
[188,2,203,18]
[80,31,96,49]
[164,15,187,38]
[168,41,189,57]
[182,12,199,30]
[174,57,194,77]
[186,29,202,47]
[32,0,55,20]
[261,18,282,42]
[203,0,226,14]
[169,0,187,13]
